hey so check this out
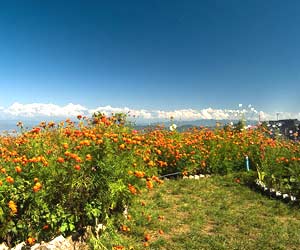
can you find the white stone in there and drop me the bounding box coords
[199,174,205,178]
[37,235,73,250]
[194,175,200,180]
[30,243,41,250]
[189,175,195,179]
[283,194,289,199]
[11,242,26,250]
[123,205,128,216]
[0,243,8,250]
[183,176,188,179]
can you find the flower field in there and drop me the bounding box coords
[0,113,299,248]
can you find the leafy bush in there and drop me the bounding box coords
[0,114,299,247]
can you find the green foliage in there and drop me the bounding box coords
[0,113,299,247]
[0,115,155,246]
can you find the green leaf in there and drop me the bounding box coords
[60,222,68,233]
[69,223,75,232]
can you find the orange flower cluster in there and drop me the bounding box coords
[146,180,153,189]
[134,171,145,178]
[33,182,42,192]
[113,246,125,250]
[6,176,14,184]
[120,224,130,232]
[128,184,137,195]
[26,237,36,245]
[0,114,298,246]
[8,200,17,215]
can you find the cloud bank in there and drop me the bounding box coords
[0,102,299,122]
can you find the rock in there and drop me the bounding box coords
[282,194,289,199]
[31,243,41,250]
[123,205,128,217]
[199,174,205,178]
[188,175,194,179]
[11,242,26,250]
[0,243,8,250]
[2,232,90,250]
[194,175,200,180]
[33,235,71,250]
[182,176,188,179]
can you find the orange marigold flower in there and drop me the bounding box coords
[74,165,81,170]
[48,121,55,127]
[27,237,36,246]
[33,182,42,192]
[128,184,137,195]
[134,171,145,178]
[146,180,153,189]
[57,157,65,163]
[113,246,125,250]
[15,166,22,173]
[86,154,92,161]
[120,225,130,232]
[6,176,14,184]
[182,170,188,176]
[144,233,151,241]
[75,156,82,163]
[33,185,39,192]
[8,200,17,215]
[148,160,155,167]
[35,182,42,188]
[31,127,41,133]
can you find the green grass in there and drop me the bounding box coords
[89,176,300,250]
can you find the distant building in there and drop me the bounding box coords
[268,119,300,140]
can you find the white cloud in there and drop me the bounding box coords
[3,102,88,118]
[0,102,298,122]
[89,105,153,120]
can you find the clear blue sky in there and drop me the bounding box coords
[0,0,300,116]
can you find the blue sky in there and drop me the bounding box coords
[0,0,300,121]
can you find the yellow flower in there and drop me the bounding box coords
[8,200,17,215]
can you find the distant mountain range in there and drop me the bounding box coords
[0,120,56,133]
[133,119,259,131]
[0,119,259,133]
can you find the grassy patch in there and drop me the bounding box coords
[90,176,300,250]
